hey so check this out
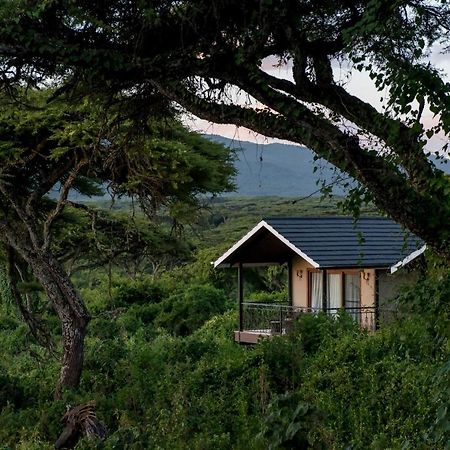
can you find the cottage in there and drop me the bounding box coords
[213,216,425,344]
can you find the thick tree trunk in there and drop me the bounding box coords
[59,317,87,393]
[26,252,90,398]
[4,230,90,397]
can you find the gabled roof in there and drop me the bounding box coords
[214,216,425,273]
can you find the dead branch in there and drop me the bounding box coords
[55,401,106,450]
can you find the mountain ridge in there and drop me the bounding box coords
[206,134,351,197]
[206,134,450,198]
[54,134,450,201]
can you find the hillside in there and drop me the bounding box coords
[206,134,349,197]
[61,135,348,201]
[55,134,450,201]
[207,135,450,197]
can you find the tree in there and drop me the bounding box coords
[0,1,448,259]
[0,89,235,395]
[53,205,194,280]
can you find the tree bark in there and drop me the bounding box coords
[26,251,90,398]
[3,227,90,398]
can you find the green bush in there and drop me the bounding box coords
[0,315,19,331]
[247,289,288,304]
[0,373,27,408]
[260,314,444,449]
[258,392,324,450]
[155,284,231,336]
[115,280,166,306]
[0,264,449,449]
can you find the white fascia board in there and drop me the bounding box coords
[262,221,320,268]
[390,244,427,274]
[213,220,320,269]
[213,221,267,268]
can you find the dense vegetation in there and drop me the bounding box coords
[0,2,449,448]
[0,197,449,449]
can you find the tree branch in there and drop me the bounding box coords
[42,157,88,251]
[25,153,79,221]
[157,80,450,256]
[0,183,42,249]
[252,67,434,184]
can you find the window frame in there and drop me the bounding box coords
[307,269,361,309]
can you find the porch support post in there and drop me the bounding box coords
[238,262,244,331]
[322,269,327,311]
[374,269,380,330]
[287,259,293,306]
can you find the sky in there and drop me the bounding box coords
[187,48,450,152]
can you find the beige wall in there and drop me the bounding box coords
[290,263,378,309]
[360,269,376,308]
[291,256,314,307]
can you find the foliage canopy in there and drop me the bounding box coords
[0,0,449,257]
[0,88,235,393]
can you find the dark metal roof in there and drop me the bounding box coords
[263,216,424,268]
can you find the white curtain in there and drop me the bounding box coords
[344,274,360,321]
[327,274,342,313]
[310,272,323,311]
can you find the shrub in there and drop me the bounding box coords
[260,315,443,449]
[115,280,166,307]
[258,392,325,450]
[155,284,231,336]
[247,289,288,304]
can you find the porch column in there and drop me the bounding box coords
[287,259,293,306]
[238,262,243,331]
[374,269,380,330]
[322,269,327,311]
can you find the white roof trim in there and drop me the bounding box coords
[262,221,320,268]
[213,220,320,269]
[213,221,266,268]
[390,244,427,274]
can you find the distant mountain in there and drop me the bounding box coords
[206,135,351,197]
[206,135,450,198]
[430,153,450,173]
[51,134,450,201]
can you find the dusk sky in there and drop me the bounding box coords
[187,48,450,153]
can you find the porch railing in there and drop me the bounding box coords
[241,302,382,334]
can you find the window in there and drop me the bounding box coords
[309,272,323,310]
[327,273,342,311]
[308,270,361,313]
[344,273,361,321]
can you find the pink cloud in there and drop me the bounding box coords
[187,117,303,145]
